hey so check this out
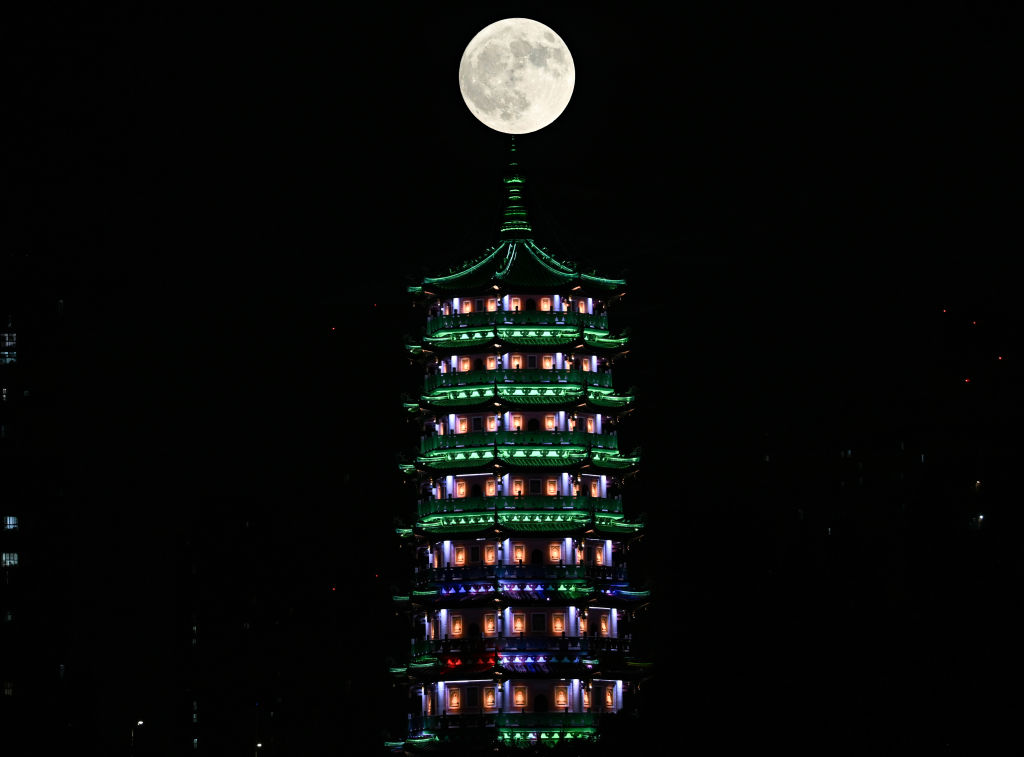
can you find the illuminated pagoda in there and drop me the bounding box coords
[391,145,649,752]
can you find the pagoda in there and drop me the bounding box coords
[390,144,650,752]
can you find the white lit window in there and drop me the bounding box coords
[2,553,17,567]
[193,738,198,750]
[3,516,16,530]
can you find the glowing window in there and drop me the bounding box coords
[600,613,609,636]
[511,297,522,311]
[579,614,588,634]
[448,687,462,709]
[459,357,471,372]
[544,415,556,430]
[511,414,523,431]
[595,548,604,566]
[552,613,565,634]
[590,480,599,497]
[426,692,434,714]
[454,546,466,566]
[583,688,591,708]
[458,417,468,434]
[486,416,497,432]
[513,686,527,708]
[462,300,473,313]
[430,617,439,639]
[546,479,557,496]
[542,354,553,369]
[484,544,496,564]
[1,553,17,567]
[582,359,590,372]
[513,613,525,634]
[483,613,496,635]
[3,516,16,530]
[485,479,496,496]
[451,614,464,636]
[487,298,497,312]
[486,355,497,370]
[549,543,561,563]
[456,480,467,498]
[540,297,551,311]
[586,417,595,433]
[577,300,586,313]
[555,686,568,708]
[511,354,523,370]
[605,686,614,707]
[483,688,496,709]
[513,544,525,564]
[512,479,524,497]
[568,416,576,431]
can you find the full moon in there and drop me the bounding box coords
[458,18,575,134]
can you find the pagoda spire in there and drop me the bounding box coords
[499,136,532,239]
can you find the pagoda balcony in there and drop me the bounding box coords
[415,712,600,730]
[417,495,624,517]
[414,563,628,584]
[421,430,617,454]
[425,367,614,391]
[425,309,607,335]
[410,635,631,656]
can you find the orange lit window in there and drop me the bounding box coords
[583,359,591,372]
[456,480,466,498]
[485,479,496,496]
[483,613,496,635]
[552,613,565,634]
[540,297,551,311]
[511,414,523,431]
[513,613,525,634]
[595,548,604,566]
[427,693,434,714]
[511,354,523,369]
[486,355,497,370]
[542,354,553,369]
[454,547,466,566]
[451,615,464,637]
[483,688,496,709]
[458,417,468,433]
[590,480,599,497]
[439,362,447,374]
[462,300,473,313]
[484,544,496,564]
[600,613,609,636]
[546,479,557,496]
[511,297,522,311]
[605,686,614,707]
[487,298,497,312]
[563,300,570,312]
[513,686,527,707]
[513,544,525,564]
[431,617,439,639]
[544,415,556,431]
[549,543,561,563]
[578,614,588,634]
[443,303,451,315]
[460,356,471,372]
[577,300,586,313]
[449,687,462,709]
[582,688,591,708]
[586,417,594,433]
[576,545,585,564]
[555,686,568,708]
[568,416,576,430]
[486,416,497,432]
[512,479,524,497]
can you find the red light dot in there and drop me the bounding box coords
[942,308,947,313]
[998,356,1003,360]
[972,321,977,325]
[964,378,971,383]
[331,326,335,330]
[331,586,336,591]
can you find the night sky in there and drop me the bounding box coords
[7,3,1020,753]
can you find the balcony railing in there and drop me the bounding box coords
[421,430,616,454]
[417,495,624,517]
[414,712,600,730]
[410,635,631,656]
[426,368,614,392]
[414,563,628,584]
[426,310,608,335]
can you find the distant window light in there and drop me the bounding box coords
[4,610,12,622]
[2,553,18,567]
[3,516,16,530]
[3,681,12,696]
[193,700,198,711]
[193,738,198,750]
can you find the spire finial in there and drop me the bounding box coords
[499,137,531,238]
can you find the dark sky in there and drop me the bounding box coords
[7,3,1020,751]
